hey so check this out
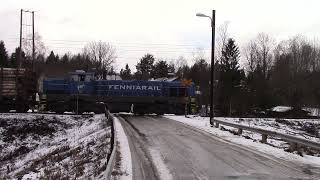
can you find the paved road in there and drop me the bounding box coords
[117,114,320,180]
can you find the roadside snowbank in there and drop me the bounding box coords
[164,115,320,167]
[111,117,132,180]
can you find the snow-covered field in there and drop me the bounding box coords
[164,115,320,167]
[0,113,111,179]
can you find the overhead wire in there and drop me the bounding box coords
[6,39,210,54]
[7,37,208,47]
[5,36,211,63]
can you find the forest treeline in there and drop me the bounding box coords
[1,32,320,116]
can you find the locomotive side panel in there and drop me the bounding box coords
[42,71,195,114]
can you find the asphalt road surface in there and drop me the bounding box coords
[117,114,320,180]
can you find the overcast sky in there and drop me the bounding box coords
[1,0,320,71]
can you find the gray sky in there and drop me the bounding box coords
[1,0,320,71]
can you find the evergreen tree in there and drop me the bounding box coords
[135,54,155,80]
[9,47,25,68]
[10,51,17,68]
[120,64,132,80]
[46,51,56,64]
[0,41,9,67]
[189,59,210,105]
[218,38,243,116]
[61,54,69,64]
[168,63,175,74]
[55,54,60,62]
[152,60,169,79]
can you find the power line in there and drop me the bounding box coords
[6,39,210,52]
[7,37,208,47]
[6,39,205,47]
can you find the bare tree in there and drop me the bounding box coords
[83,41,116,79]
[243,33,275,78]
[192,48,208,63]
[174,56,188,70]
[243,40,258,72]
[22,33,46,57]
[216,21,230,60]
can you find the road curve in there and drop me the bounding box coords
[117,114,320,180]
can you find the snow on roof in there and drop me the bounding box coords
[270,106,292,112]
[152,77,179,82]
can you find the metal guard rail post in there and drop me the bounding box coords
[213,119,320,152]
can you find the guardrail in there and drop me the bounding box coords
[213,119,320,152]
[105,109,117,179]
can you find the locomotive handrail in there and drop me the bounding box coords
[213,119,320,151]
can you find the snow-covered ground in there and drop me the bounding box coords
[215,117,320,144]
[0,113,111,179]
[164,115,320,167]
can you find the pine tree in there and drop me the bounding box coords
[9,47,25,68]
[135,54,155,80]
[218,38,243,116]
[46,51,56,64]
[152,60,169,79]
[61,54,69,64]
[168,63,175,74]
[0,41,9,67]
[189,59,210,106]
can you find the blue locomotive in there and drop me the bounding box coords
[43,70,195,114]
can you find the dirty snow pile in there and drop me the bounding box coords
[165,115,320,167]
[110,117,132,180]
[0,113,111,179]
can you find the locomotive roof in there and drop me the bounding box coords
[68,71,94,75]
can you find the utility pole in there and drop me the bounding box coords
[16,9,23,102]
[32,11,35,72]
[210,10,216,126]
[19,9,23,69]
[196,10,216,126]
[19,9,35,71]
